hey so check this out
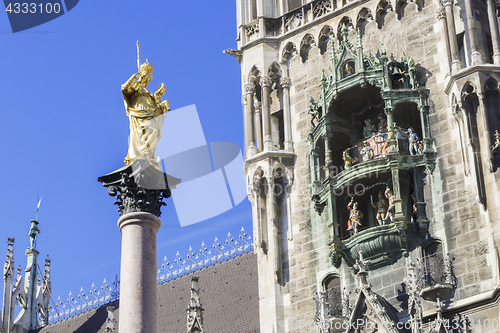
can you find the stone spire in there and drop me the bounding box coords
[2,238,15,332]
[354,251,370,288]
[187,277,204,333]
[0,220,52,333]
[38,255,52,326]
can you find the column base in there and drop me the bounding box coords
[247,144,257,158]
[493,54,500,65]
[451,60,461,73]
[264,139,274,152]
[471,52,483,66]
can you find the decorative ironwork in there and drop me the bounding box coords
[46,228,253,326]
[158,228,253,284]
[47,276,119,324]
[314,286,350,326]
[416,252,455,291]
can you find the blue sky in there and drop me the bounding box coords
[0,1,252,308]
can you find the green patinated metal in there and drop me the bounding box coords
[308,25,436,269]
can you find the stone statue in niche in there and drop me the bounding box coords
[371,191,387,226]
[408,127,421,155]
[377,114,387,132]
[347,199,364,236]
[342,60,355,78]
[343,148,357,168]
[384,187,395,223]
[360,142,373,162]
[362,119,377,138]
[410,193,417,222]
[401,55,417,89]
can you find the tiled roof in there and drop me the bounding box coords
[31,251,259,333]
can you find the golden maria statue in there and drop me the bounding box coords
[122,60,171,169]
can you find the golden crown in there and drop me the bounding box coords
[139,60,154,75]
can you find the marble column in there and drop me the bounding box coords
[487,0,500,64]
[99,161,173,333]
[280,76,293,152]
[443,0,461,72]
[244,84,257,157]
[118,212,160,333]
[464,0,483,65]
[260,76,274,151]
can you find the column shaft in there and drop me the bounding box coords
[487,0,500,64]
[244,84,256,156]
[261,76,274,151]
[464,0,483,64]
[438,6,452,72]
[254,101,263,152]
[118,212,161,333]
[280,77,293,152]
[444,0,461,71]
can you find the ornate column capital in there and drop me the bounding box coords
[279,76,291,89]
[441,0,453,7]
[244,83,256,95]
[254,101,262,112]
[108,174,170,217]
[260,75,272,88]
[437,6,446,20]
[98,160,174,217]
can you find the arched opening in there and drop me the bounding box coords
[422,239,445,286]
[376,0,392,29]
[395,0,407,20]
[299,33,316,62]
[282,42,298,64]
[337,17,354,42]
[268,62,284,149]
[273,165,290,285]
[356,8,373,36]
[484,79,500,171]
[462,82,487,207]
[318,26,334,55]
[315,137,326,181]
[327,84,385,173]
[393,101,423,155]
[322,274,342,318]
[253,168,268,253]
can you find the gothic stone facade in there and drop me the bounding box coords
[236,0,500,332]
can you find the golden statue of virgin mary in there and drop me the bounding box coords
[121,59,171,169]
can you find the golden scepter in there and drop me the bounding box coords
[136,40,140,71]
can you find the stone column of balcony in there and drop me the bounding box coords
[254,101,263,152]
[443,0,461,72]
[487,0,500,64]
[464,0,483,65]
[280,77,294,152]
[437,5,452,72]
[244,84,257,157]
[260,76,274,151]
